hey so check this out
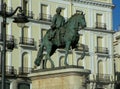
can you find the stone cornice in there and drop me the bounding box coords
[83,27,115,34]
[65,0,114,8]
[28,66,91,79]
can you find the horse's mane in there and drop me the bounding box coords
[64,13,79,27]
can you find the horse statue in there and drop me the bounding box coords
[34,12,86,68]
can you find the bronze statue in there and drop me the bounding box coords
[49,7,65,45]
[34,11,86,68]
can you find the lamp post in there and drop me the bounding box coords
[0,2,29,89]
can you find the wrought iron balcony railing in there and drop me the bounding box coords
[0,34,14,42]
[95,22,106,29]
[39,13,52,21]
[18,67,33,75]
[19,37,34,46]
[95,47,108,54]
[23,10,34,18]
[6,7,13,13]
[96,74,111,83]
[0,65,17,75]
[0,5,13,13]
[0,34,14,50]
[75,43,89,52]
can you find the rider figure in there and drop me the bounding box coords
[49,7,65,41]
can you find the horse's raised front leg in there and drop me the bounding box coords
[64,43,71,66]
[34,45,44,67]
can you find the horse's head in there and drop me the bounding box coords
[65,12,86,30]
[76,12,86,29]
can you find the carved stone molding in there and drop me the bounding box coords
[64,0,114,8]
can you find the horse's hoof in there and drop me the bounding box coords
[64,63,69,66]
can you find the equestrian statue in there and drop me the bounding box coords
[34,7,86,68]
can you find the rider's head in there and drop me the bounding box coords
[56,7,62,14]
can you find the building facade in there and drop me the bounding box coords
[0,0,114,89]
[113,31,120,89]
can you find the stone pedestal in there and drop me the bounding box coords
[28,66,90,89]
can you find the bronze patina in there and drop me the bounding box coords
[34,10,86,68]
[49,7,65,44]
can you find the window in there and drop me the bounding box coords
[20,52,29,74]
[96,36,103,53]
[97,36,103,47]
[22,52,28,68]
[22,0,28,15]
[96,14,102,23]
[41,4,48,20]
[98,60,103,74]
[96,14,104,29]
[96,13,106,29]
[22,0,33,18]
[23,27,28,38]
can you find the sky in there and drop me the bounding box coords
[112,0,120,31]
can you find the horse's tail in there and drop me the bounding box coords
[80,44,86,59]
[34,44,44,67]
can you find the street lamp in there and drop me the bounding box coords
[0,3,29,89]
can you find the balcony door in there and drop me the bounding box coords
[23,27,28,38]
[22,0,28,15]
[97,37,102,47]
[22,52,28,68]
[96,14,102,23]
[41,4,48,20]
[98,60,103,74]
[21,27,28,44]
[96,13,102,28]
[97,37,103,52]
[21,52,29,74]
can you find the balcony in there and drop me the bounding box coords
[75,43,89,52]
[95,22,106,30]
[39,13,52,21]
[0,34,14,50]
[19,37,35,47]
[0,34,14,41]
[0,65,17,76]
[95,47,108,54]
[18,67,33,76]
[26,10,34,18]
[96,74,111,83]
[6,7,13,13]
